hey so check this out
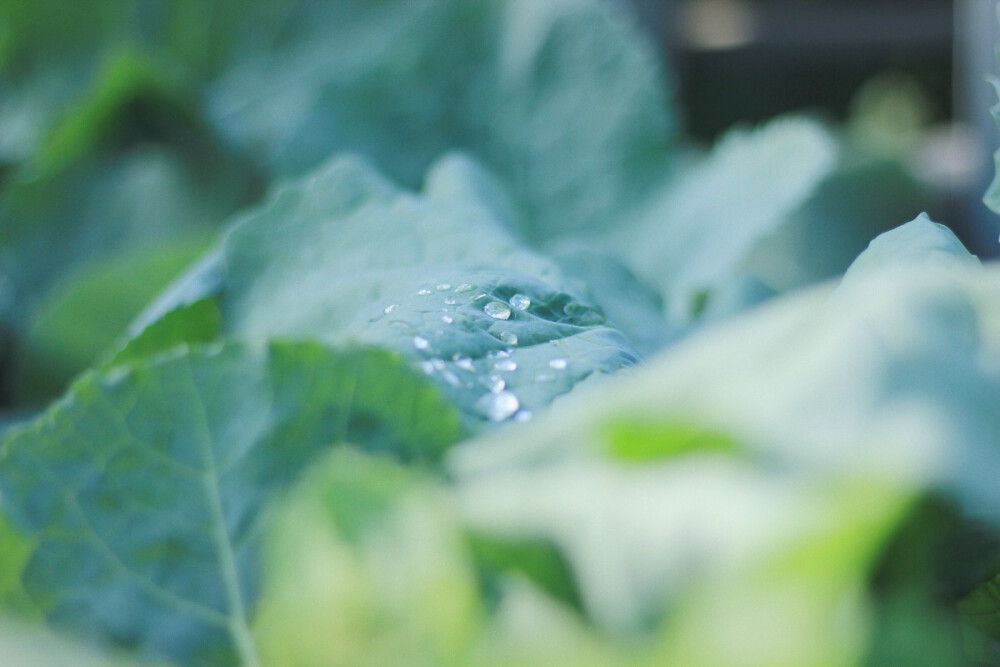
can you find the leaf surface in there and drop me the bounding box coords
[147,155,641,424]
[0,341,464,663]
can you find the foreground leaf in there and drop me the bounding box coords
[0,341,464,663]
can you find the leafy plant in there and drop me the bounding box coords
[1,0,997,665]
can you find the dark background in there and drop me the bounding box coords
[629,0,1000,256]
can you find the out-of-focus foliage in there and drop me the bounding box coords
[1,0,997,665]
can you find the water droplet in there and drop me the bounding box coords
[480,375,506,394]
[535,373,554,383]
[484,301,512,320]
[499,331,518,346]
[432,359,447,371]
[418,288,433,296]
[413,336,430,351]
[549,358,568,370]
[477,391,520,422]
[436,283,452,291]
[442,371,462,387]
[455,283,476,293]
[420,361,435,375]
[453,355,475,371]
[384,304,399,314]
[473,293,489,301]
[510,294,531,311]
[489,349,511,359]
[444,297,457,305]
[514,411,533,422]
[494,359,518,372]
[441,315,454,324]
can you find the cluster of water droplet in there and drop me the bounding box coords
[379,284,577,423]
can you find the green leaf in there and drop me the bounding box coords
[0,341,465,663]
[612,117,837,323]
[207,0,675,241]
[603,419,739,462]
[253,447,483,667]
[1,146,251,330]
[455,261,1000,504]
[655,479,917,666]
[107,297,222,369]
[0,621,133,667]
[743,156,932,292]
[18,236,212,404]
[551,246,673,355]
[449,264,1000,646]
[0,514,40,619]
[147,154,641,424]
[843,213,980,282]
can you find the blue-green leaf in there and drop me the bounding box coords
[0,341,464,663]
[146,155,641,424]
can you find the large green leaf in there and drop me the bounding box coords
[142,155,641,424]
[0,341,465,663]
[207,0,675,242]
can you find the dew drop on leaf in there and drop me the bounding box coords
[549,358,568,370]
[477,391,520,422]
[413,336,430,351]
[481,375,506,394]
[510,294,531,311]
[494,359,517,372]
[484,301,512,320]
[499,331,518,345]
[453,355,475,371]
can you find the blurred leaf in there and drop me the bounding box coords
[603,419,739,463]
[107,297,222,369]
[744,156,933,291]
[0,341,465,663]
[611,117,837,323]
[1,146,251,329]
[18,236,212,404]
[844,213,980,282]
[0,621,133,667]
[0,514,39,619]
[207,0,676,241]
[253,447,483,667]
[655,480,916,667]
